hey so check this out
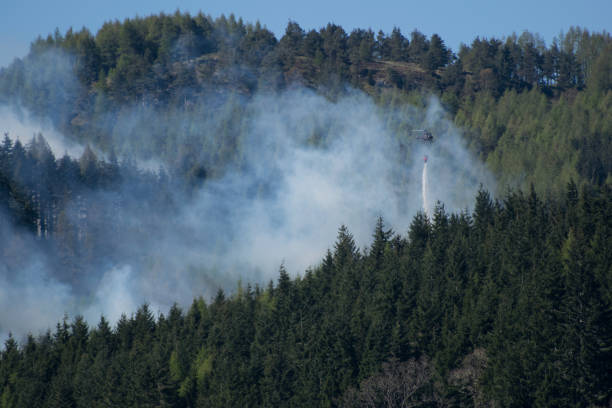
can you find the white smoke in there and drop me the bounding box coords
[82,266,141,324]
[0,86,495,343]
[0,260,73,341]
[0,105,84,157]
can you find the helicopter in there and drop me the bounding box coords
[412,129,434,144]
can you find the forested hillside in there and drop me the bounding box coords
[1,186,611,406]
[0,11,611,408]
[0,13,610,191]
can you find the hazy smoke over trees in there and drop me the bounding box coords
[0,49,494,341]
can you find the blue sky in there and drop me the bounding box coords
[1,0,610,68]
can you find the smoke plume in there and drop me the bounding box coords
[0,51,495,342]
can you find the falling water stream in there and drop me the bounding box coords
[422,158,429,217]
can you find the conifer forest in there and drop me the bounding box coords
[0,12,611,407]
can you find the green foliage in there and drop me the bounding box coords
[1,15,610,194]
[456,87,612,193]
[1,186,611,406]
[1,12,611,407]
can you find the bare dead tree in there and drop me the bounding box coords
[341,356,439,408]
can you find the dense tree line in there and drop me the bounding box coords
[0,133,174,287]
[1,184,610,406]
[0,13,610,192]
[2,15,608,101]
[0,12,611,407]
[454,87,612,192]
